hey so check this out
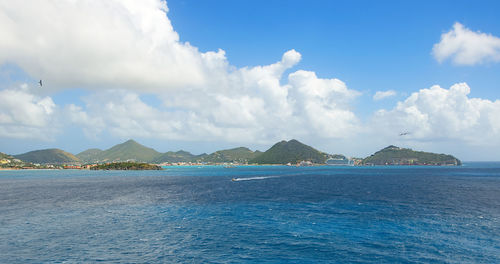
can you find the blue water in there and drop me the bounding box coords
[0,164,499,263]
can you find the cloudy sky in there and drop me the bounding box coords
[1,0,500,160]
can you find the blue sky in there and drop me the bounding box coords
[1,0,500,160]
[168,0,500,96]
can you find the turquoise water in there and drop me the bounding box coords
[0,164,499,263]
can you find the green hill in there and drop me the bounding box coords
[91,162,162,170]
[76,148,103,163]
[152,147,261,164]
[0,152,14,160]
[250,139,327,164]
[152,150,199,163]
[14,149,80,164]
[362,145,461,166]
[1,152,32,167]
[95,139,161,163]
[0,152,19,164]
[200,147,262,163]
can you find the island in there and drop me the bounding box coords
[3,139,462,169]
[90,162,162,170]
[361,145,461,166]
[250,139,328,164]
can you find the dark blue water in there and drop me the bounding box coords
[1,164,499,263]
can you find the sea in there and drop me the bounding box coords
[0,163,499,263]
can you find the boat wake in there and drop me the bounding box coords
[231,176,278,182]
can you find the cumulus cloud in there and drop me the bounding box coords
[373,90,396,100]
[288,70,360,137]
[3,0,500,155]
[433,22,500,65]
[0,0,362,143]
[0,0,227,92]
[372,83,500,145]
[0,84,58,139]
[66,53,360,144]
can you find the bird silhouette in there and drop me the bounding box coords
[38,80,42,87]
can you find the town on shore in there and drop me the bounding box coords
[0,139,461,170]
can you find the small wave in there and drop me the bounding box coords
[231,176,278,181]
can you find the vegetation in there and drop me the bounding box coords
[6,140,461,168]
[76,148,103,163]
[1,152,65,169]
[77,140,263,164]
[153,150,202,163]
[362,145,461,166]
[251,139,327,164]
[1,152,25,168]
[199,147,262,163]
[0,152,14,160]
[73,139,334,165]
[90,162,162,170]
[80,139,161,163]
[14,149,80,164]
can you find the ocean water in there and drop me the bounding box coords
[0,164,499,263]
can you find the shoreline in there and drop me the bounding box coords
[1,163,465,171]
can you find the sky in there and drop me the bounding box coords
[1,0,500,160]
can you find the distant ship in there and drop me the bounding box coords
[326,158,353,166]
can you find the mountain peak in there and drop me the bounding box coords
[197,146,260,163]
[78,139,161,162]
[251,139,326,164]
[14,148,80,164]
[382,145,400,151]
[123,139,138,144]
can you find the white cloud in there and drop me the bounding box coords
[3,0,500,160]
[372,83,500,145]
[67,54,361,144]
[65,104,105,139]
[288,70,360,137]
[0,84,58,139]
[0,0,227,92]
[0,0,363,144]
[433,22,500,65]
[373,90,396,100]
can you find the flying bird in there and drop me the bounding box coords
[399,132,410,136]
[38,80,42,87]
